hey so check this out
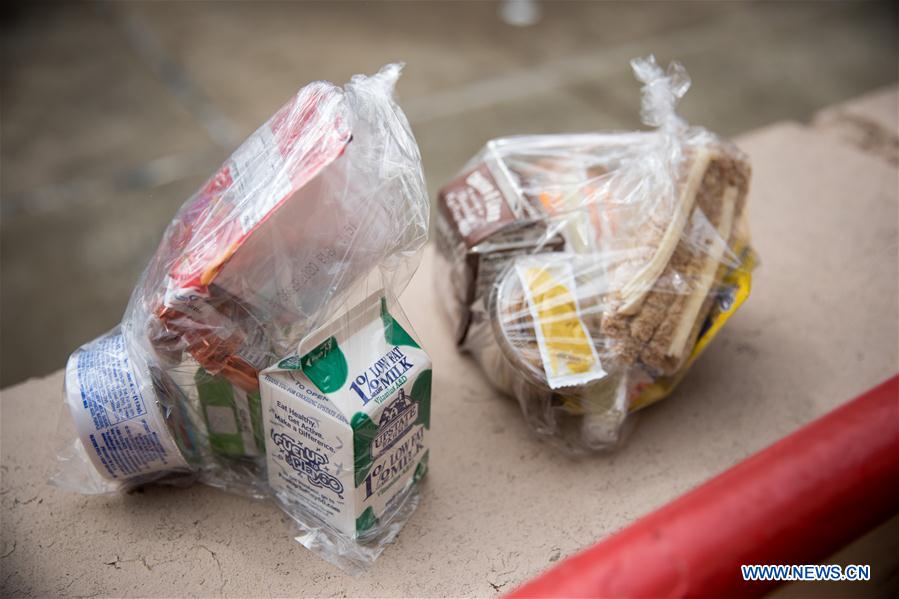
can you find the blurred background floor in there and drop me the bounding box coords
[1,0,897,387]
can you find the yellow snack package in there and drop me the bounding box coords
[515,258,606,389]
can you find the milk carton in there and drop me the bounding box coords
[260,295,431,539]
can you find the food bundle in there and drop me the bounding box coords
[435,56,756,453]
[53,64,431,572]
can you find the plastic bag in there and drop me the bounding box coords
[52,64,431,572]
[435,56,756,454]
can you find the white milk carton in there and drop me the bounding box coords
[260,294,431,539]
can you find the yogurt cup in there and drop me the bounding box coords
[64,329,191,482]
[489,265,627,450]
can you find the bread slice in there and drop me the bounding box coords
[600,146,751,375]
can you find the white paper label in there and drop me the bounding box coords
[65,332,189,481]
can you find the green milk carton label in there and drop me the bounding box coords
[261,294,431,538]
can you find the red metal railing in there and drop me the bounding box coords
[508,375,899,598]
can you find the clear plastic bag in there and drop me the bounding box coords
[435,56,756,454]
[52,64,431,571]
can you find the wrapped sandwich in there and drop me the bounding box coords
[435,56,756,453]
[53,64,431,571]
